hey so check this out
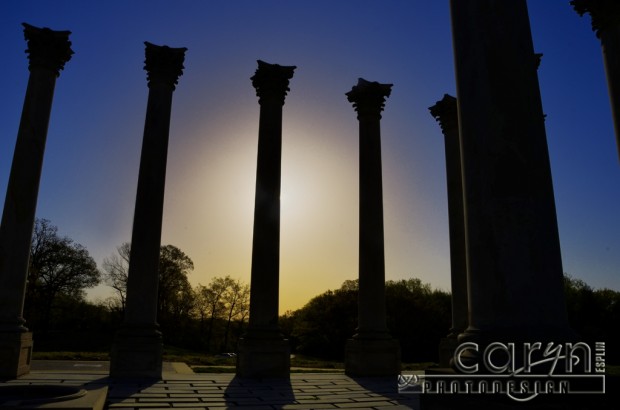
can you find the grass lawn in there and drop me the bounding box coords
[31,348,620,376]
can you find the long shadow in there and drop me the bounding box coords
[351,376,421,407]
[224,375,295,408]
[105,376,162,408]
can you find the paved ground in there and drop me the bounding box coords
[3,361,616,409]
[3,361,419,409]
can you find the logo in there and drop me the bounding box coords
[398,341,605,402]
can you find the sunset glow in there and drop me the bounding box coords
[1,1,618,315]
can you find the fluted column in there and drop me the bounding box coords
[110,42,186,379]
[344,78,400,377]
[429,94,468,367]
[450,0,574,368]
[572,0,620,160]
[237,60,295,378]
[0,23,72,379]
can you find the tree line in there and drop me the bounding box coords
[23,218,620,363]
[24,218,249,353]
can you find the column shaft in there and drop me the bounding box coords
[248,102,283,332]
[572,0,620,160]
[357,114,388,337]
[110,42,186,379]
[450,0,572,357]
[602,27,620,160]
[0,23,72,379]
[344,78,400,377]
[123,84,173,325]
[237,60,295,378]
[0,70,58,329]
[430,95,468,367]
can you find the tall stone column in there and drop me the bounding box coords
[237,60,295,378]
[429,94,468,368]
[572,0,620,160]
[0,23,72,379]
[449,0,573,367]
[110,42,186,379]
[344,78,400,377]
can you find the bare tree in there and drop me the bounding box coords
[101,243,194,322]
[26,218,100,330]
[221,276,250,351]
[101,242,130,311]
[195,277,228,351]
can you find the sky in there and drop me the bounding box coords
[1,1,618,314]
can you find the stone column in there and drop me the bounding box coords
[449,0,573,367]
[110,42,186,379]
[237,60,295,378]
[429,94,468,368]
[344,78,400,377]
[0,23,72,379]
[572,0,620,160]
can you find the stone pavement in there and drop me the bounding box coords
[4,362,615,409]
[2,361,419,409]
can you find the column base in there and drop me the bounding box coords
[345,338,401,377]
[438,336,458,368]
[0,331,33,380]
[110,324,162,379]
[236,336,290,378]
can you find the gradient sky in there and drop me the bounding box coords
[1,1,618,314]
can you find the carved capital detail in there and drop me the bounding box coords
[22,23,73,76]
[144,42,187,90]
[346,78,392,119]
[571,0,620,39]
[429,94,458,136]
[251,60,296,105]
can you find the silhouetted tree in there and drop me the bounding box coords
[385,278,451,363]
[25,218,100,332]
[192,276,250,352]
[220,276,250,351]
[564,273,620,364]
[284,277,450,362]
[157,244,195,325]
[101,242,195,326]
[101,242,130,311]
[290,284,357,360]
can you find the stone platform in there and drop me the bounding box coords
[1,361,418,409]
[2,361,616,409]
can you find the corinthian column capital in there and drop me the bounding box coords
[251,60,296,105]
[144,42,187,90]
[346,78,392,119]
[429,94,458,136]
[22,23,73,77]
[572,0,620,38]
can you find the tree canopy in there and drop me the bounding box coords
[25,218,100,331]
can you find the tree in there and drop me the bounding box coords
[193,276,250,352]
[290,285,358,359]
[564,273,620,363]
[285,277,451,362]
[157,245,195,324]
[101,243,195,323]
[195,277,228,351]
[25,218,100,331]
[101,242,130,311]
[220,276,250,351]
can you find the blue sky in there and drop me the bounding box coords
[1,1,618,312]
